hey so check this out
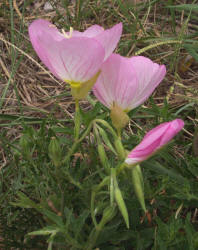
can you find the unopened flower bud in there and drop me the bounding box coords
[97,144,110,174]
[48,137,62,167]
[131,165,146,212]
[19,135,32,159]
[100,205,116,227]
[114,187,129,228]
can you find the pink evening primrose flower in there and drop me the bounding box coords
[93,53,166,111]
[28,19,122,87]
[125,119,184,165]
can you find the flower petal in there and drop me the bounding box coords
[29,20,105,82]
[127,56,166,109]
[125,119,184,165]
[69,25,104,38]
[83,25,104,37]
[29,19,64,78]
[94,23,122,60]
[93,53,137,109]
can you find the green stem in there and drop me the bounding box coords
[64,169,82,189]
[74,99,80,141]
[61,189,65,219]
[116,162,127,175]
[91,190,98,228]
[86,226,102,250]
[91,176,110,228]
[117,128,121,139]
[135,40,182,56]
[94,119,118,139]
[62,122,93,164]
[114,138,126,161]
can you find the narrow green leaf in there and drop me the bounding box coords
[167,4,198,11]
[27,226,59,236]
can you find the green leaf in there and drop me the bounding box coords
[167,4,198,11]
[184,44,198,62]
[97,126,117,155]
[42,209,64,228]
[80,102,105,126]
[51,126,74,135]
[143,161,187,184]
[75,210,90,240]
[185,213,196,250]
[11,191,42,210]
[27,226,59,236]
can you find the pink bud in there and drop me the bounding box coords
[125,119,184,165]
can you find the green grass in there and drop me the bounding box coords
[0,0,198,249]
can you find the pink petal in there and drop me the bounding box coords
[29,19,65,41]
[159,119,184,146]
[93,53,137,109]
[29,19,64,78]
[125,119,184,165]
[94,23,122,60]
[83,25,104,37]
[93,54,166,112]
[29,20,105,82]
[127,56,166,109]
[71,25,104,38]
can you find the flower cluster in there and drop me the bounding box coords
[29,19,184,166]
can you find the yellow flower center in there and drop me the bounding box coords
[66,80,82,88]
[62,27,73,39]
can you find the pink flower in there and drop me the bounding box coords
[28,19,122,86]
[93,53,166,111]
[125,119,184,165]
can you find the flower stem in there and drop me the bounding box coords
[117,128,121,139]
[62,122,93,164]
[74,99,80,141]
[86,226,101,250]
[94,119,117,139]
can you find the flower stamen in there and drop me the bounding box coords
[62,27,73,39]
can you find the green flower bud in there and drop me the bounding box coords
[115,187,129,229]
[48,137,62,167]
[13,148,21,164]
[19,135,32,159]
[131,165,146,212]
[97,144,110,174]
[100,205,116,227]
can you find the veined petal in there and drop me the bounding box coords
[29,19,65,78]
[93,54,166,113]
[30,29,105,82]
[29,19,65,41]
[93,53,137,109]
[95,23,122,60]
[29,19,121,84]
[127,56,166,109]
